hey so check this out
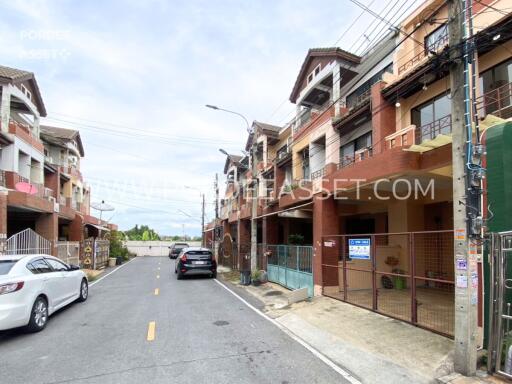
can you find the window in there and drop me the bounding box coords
[402,133,408,146]
[412,92,451,129]
[479,59,512,117]
[424,24,448,54]
[46,258,69,271]
[29,259,53,274]
[301,148,310,180]
[20,84,32,100]
[307,64,321,84]
[0,260,17,275]
[390,138,396,148]
[339,132,372,167]
[346,63,393,109]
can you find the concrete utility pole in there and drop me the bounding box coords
[449,0,477,375]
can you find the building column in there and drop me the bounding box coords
[262,215,278,245]
[0,85,11,134]
[371,81,395,155]
[35,212,58,256]
[0,190,7,255]
[332,63,341,117]
[312,193,340,296]
[238,219,251,270]
[69,215,84,243]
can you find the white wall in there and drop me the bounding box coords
[124,241,202,257]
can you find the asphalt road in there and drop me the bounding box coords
[0,256,348,384]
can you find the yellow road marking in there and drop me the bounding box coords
[154,288,159,295]
[147,321,156,341]
[156,275,160,279]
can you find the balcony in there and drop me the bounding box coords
[293,104,334,137]
[476,82,512,120]
[4,172,54,199]
[278,180,313,209]
[311,167,326,180]
[338,148,373,170]
[346,88,371,111]
[397,33,448,76]
[415,115,452,144]
[8,120,44,153]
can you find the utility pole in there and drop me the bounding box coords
[449,0,477,375]
[201,193,205,247]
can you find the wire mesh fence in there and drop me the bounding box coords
[321,230,454,337]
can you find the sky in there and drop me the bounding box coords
[0,0,424,236]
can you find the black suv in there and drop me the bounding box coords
[169,243,189,259]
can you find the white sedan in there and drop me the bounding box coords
[0,254,88,332]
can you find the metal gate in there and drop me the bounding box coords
[5,228,52,255]
[266,245,313,297]
[488,231,512,378]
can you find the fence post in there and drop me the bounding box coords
[410,233,417,324]
[371,234,377,311]
[342,236,347,301]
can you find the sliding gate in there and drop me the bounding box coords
[266,245,313,297]
[488,231,512,378]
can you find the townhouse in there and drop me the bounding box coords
[0,65,111,262]
[211,0,512,341]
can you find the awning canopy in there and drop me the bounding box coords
[85,223,110,232]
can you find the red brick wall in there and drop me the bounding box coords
[313,195,340,289]
[371,81,396,155]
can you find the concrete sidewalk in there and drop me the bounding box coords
[218,271,504,384]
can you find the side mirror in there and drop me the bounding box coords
[68,264,80,271]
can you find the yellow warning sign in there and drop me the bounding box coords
[84,246,92,253]
[84,257,92,265]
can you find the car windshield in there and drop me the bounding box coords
[0,260,17,275]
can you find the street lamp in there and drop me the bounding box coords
[219,148,229,157]
[206,104,257,275]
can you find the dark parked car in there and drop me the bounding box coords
[174,247,216,279]
[169,242,189,259]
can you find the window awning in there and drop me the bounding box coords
[85,223,110,232]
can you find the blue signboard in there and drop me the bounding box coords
[348,238,371,260]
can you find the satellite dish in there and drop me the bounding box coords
[91,201,115,212]
[15,182,38,195]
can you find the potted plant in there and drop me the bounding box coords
[288,234,305,245]
[252,270,262,286]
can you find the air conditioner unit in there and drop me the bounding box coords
[49,197,60,213]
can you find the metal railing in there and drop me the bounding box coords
[5,228,52,255]
[321,230,455,337]
[476,81,512,120]
[311,167,326,180]
[346,88,371,111]
[398,33,448,75]
[338,147,373,170]
[415,114,452,143]
[56,241,80,266]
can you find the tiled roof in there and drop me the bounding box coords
[0,65,32,81]
[40,125,84,157]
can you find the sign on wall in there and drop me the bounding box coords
[348,238,371,260]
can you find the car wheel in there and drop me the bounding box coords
[77,279,88,302]
[26,296,48,333]
[211,272,217,279]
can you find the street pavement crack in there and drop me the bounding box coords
[42,350,271,384]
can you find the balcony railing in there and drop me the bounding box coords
[415,114,452,143]
[398,33,448,75]
[346,88,371,111]
[476,82,512,120]
[338,147,373,170]
[311,167,326,180]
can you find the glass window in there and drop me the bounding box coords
[355,132,372,151]
[30,259,53,274]
[480,59,512,116]
[424,24,448,54]
[412,92,450,128]
[46,258,69,271]
[0,260,17,275]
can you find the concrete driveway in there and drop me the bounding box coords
[0,257,352,384]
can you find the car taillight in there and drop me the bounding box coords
[0,282,24,295]
[181,254,187,263]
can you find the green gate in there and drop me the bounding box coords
[266,245,313,297]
